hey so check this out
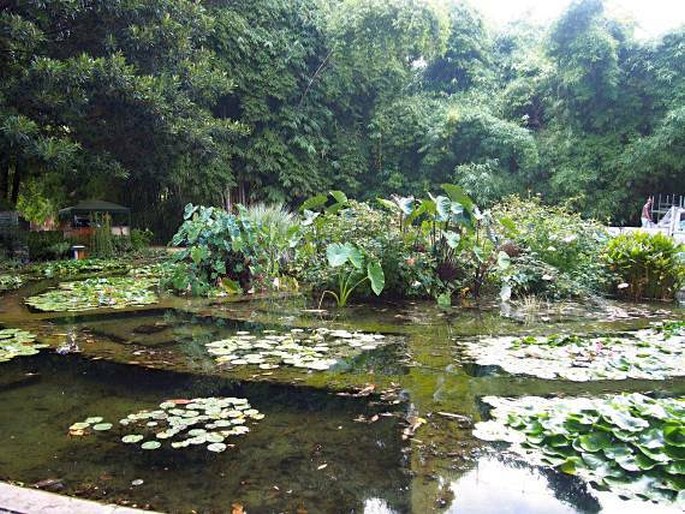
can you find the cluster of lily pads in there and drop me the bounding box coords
[70,397,264,454]
[25,275,159,312]
[653,320,685,339]
[69,416,114,435]
[473,393,685,505]
[0,274,23,292]
[38,258,130,279]
[459,325,685,381]
[205,327,387,371]
[0,328,46,362]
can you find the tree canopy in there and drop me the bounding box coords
[1,0,683,235]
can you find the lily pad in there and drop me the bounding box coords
[26,276,159,312]
[207,442,227,453]
[106,397,265,453]
[122,434,144,444]
[92,423,113,431]
[460,324,685,382]
[204,327,390,373]
[474,393,685,506]
[0,329,46,363]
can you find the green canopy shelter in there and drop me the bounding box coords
[58,200,131,233]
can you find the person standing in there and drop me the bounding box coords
[641,197,653,227]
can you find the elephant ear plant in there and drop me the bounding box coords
[319,242,385,307]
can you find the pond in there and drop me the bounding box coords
[0,273,683,513]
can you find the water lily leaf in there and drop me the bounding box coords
[664,445,685,460]
[665,461,685,475]
[614,453,641,472]
[634,453,659,471]
[664,424,685,447]
[601,409,649,432]
[92,423,113,431]
[559,457,582,475]
[576,432,613,453]
[639,428,666,449]
[85,417,104,424]
[141,441,162,450]
[69,422,90,431]
[603,445,633,460]
[636,444,671,464]
[207,443,227,453]
[122,434,144,444]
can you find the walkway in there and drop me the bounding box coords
[0,482,161,514]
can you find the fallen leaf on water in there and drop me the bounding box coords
[317,463,328,470]
[402,416,427,440]
[357,384,375,396]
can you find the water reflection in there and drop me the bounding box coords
[446,457,596,514]
[445,457,683,514]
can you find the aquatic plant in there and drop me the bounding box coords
[603,231,685,301]
[473,393,685,505]
[26,275,158,312]
[293,195,436,302]
[68,417,112,435]
[320,242,385,307]
[205,328,388,371]
[492,196,609,299]
[460,325,685,381]
[0,274,23,292]
[70,398,264,453]
[168,203,298,295]
[0,328,46,362]
[36,258,131,279]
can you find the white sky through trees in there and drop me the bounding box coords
[471,0,685,38]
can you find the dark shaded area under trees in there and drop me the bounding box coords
[1,0,683,238]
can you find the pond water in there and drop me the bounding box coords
[0,276,683,513]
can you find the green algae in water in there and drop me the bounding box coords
[205,327,389,371]
[0,328,47,363]
[474,393,685,505]
[460,324,685,381]
[25,276,159,312]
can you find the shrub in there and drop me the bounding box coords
[603,231,685,301]
[492,196,609,299]
[27,231,70,261]
[291,197,435,300]
[130,228,154,251]
[166,203,297,295]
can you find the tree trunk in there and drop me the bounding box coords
[0,155,10,202]
[10,159,21,205]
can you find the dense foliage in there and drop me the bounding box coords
[1,0,683,237]
[493,197,609,299]
[603,232,685,301]
[167,203,297,295]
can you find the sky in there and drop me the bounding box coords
[470,0,685,39]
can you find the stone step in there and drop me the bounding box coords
[0,482,162,514]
